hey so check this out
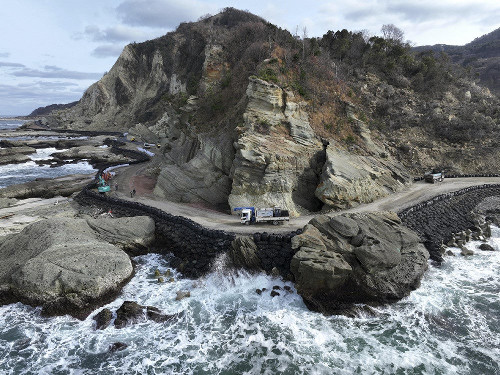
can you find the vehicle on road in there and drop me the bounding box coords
[424,169,445,183]
[97,175,111,193]
[234,207,289,225]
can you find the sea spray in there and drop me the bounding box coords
[0,231,499,374]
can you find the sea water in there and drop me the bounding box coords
[0,118,26,131]
[0,148,96,189]
[0,228,498,374]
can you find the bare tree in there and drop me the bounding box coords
[302,26,308,59]
[381,24,404,44]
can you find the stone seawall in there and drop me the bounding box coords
[399,184,500,262]
[76,145,300,278]
[76,145,500,277]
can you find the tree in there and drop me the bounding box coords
[381,24,404,44]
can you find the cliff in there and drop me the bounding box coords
[41,8,500,214]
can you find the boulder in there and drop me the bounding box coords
[229,236,262,270]
[86,216,155,251]
[478,243,495,251]
[93,308,113,330]
[290,212,429,313]
[114,301,181,328]
[109,342,128,353]
[0,218,137,318]
[175,291,191,301]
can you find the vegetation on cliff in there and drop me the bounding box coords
[42,8,500,211]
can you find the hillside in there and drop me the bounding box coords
[414,27,500,95]
[42,8,500,215]
[27,101,78,117]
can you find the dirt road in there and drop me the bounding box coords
[111,162,500,234]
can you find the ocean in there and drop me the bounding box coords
[0,119,499,374]
[0,230,498,374]
[0,118,26,131]
[0,120,96,188]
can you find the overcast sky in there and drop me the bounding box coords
[1,0,499,115]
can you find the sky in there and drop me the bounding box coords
[1,0,499,115]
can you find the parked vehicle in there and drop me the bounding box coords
[424,169,445,183]
[233,207,289,225]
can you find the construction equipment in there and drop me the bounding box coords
[233,207,289,225]
[97,175,111,193]
[424,169,445,183]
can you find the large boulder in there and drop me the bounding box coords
[86,216,155,251]
[0,217,152,318]
[290,212,429,313]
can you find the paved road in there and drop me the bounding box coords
[111,161,500,234]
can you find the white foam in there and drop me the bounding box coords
[0,231,499,374]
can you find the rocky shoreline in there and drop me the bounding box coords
[1,137,499,318]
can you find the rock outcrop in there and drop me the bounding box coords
[113,301,181,328]
[315,144,411,209]
[290,213,429,313]
[86,216,155,251]
[0,216,155,318]
[229,236,262,270]
[229,78,325,216]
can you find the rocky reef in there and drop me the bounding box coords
[0,216,155,319]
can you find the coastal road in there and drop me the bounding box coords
[112,162,500,234]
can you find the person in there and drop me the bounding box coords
[132,188,136,196]
[115,183,118,191]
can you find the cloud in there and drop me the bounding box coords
[11,65,102,80]
[0,82,86,115]
[91,45,125,58]
[84,24,150,42]
[116,0,213,28]
[0,61,25,68]
[0,52,10,58]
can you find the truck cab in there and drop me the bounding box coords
[239,209,254,225]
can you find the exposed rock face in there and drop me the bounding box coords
[315,144,411,209]
[229,236,262,270]
[0,217,155,318]
[229,78,325,216]
[290,213,429,313]
[86,216,155,251]
[114,301,182,328]
[153,130,234,207]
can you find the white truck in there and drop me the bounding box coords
[234,207,290,225]
[424,169,445,183]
